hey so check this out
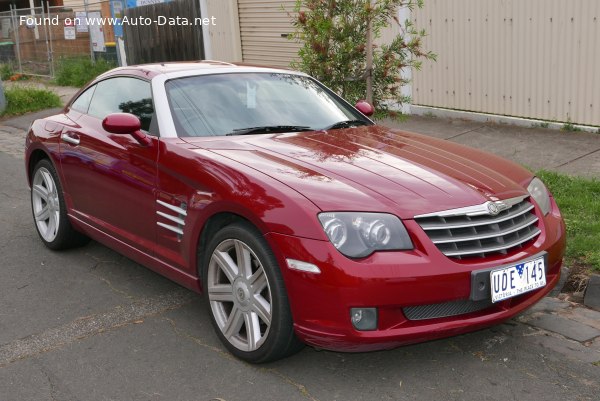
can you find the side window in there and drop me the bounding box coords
[70,84,96,113]
[88,77,155,132]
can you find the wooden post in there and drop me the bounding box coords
[84,0,95,62]
[365,0,373,104]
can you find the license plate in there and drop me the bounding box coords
[490,256,546,303]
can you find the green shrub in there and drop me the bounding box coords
[54,57,116,87]
[0,63,14,80]
[290,0,436,118]
[2,87,62,116]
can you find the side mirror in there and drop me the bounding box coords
[355,100,374,117]
[102,113,151,145]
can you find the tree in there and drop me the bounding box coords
[290,0,435,118]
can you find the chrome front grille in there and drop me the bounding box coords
[414,196,541,259]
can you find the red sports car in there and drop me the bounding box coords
[25,62,566,363]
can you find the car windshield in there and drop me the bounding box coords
[165,73,370,137]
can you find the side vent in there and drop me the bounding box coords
[156,199,187,239]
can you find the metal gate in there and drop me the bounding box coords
[0,1,117,78]
[0,5,52,77]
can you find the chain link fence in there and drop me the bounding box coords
[0,1,119,78]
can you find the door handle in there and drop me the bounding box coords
[61,132,80,146]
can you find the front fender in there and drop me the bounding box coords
[25,119,62,187]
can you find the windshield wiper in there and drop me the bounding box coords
[322,119,371,130]
[226,125,312,136]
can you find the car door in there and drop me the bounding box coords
[60,76,159,256]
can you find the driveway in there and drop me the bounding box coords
[1,123,599,401]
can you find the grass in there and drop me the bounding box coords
[531,121,550,129]
[54,57,116,87]
[561,119,582,132]
[2,86,61,116]
[537,170,600,272]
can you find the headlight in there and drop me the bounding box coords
[318,212,413,258]
[527,177,551,215]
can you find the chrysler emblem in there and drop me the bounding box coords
[487,202,500,216]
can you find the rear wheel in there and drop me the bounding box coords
[202,222,303,363]
[31,159,89,250]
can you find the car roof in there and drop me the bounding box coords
[96,60,300,80]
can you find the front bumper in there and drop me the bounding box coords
[265,198,566,352]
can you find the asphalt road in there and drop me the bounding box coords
[1,150,599,401]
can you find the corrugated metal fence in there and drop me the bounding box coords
[412,0,600,126]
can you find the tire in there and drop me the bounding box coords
[30,159,89,250]
[202,221,304,363]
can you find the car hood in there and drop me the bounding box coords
[181,126,530,218]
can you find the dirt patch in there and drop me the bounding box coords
[562,262,591,293]
[559,262,591,303]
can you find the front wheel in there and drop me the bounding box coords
[202,222,303,363]
[30,159,89,250]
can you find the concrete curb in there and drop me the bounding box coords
[411,104,600,134]
[584,274,600,311]
[548,267,569,298]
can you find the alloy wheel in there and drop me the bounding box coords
[32,166,60,243]
[207,239,272,352]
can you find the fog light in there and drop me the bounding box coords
[350,307,378,331]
